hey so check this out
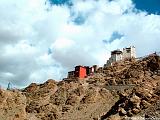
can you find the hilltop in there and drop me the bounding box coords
[0,54,160,120]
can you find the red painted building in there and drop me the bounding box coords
[75,66,87,78]
[67,65,98,79]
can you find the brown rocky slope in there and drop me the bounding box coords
[0,54,159,120]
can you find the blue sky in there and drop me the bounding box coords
[133,0,160,14]
[50,0,160,14]
[0,0,160,88]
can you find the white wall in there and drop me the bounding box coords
[106,46,136,67]
[123,46,136,59]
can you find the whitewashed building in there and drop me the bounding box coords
[122,46,136,60]
[105,46,136,67]
[106,49,122,66]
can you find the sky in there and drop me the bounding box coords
[0,0,160,88]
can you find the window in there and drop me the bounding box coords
[126,49,130,53]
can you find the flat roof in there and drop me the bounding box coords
[111,50,122,55]
[68,71,75,73]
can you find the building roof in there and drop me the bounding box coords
[111,49,122,55]
[75,65,86,68]
[68,71,75,73]
[123,46,135,50]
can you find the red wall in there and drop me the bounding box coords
[79,67,86,78]
[75,66,86,78]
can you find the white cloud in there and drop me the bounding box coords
[0,0,160,88]
[53,38,75,49]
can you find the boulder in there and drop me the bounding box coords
[140,100,151,109]
[130,95,141,109]
[118,108,127,116]
[131,108,140,114]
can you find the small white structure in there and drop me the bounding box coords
[122,46,136,60]
[105,46,136,67]
[106,49,122,66]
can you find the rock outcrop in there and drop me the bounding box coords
[0,54,159,120]
[0,89,26,120]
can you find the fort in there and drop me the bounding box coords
[104,46,136,67]
[67,46,136,79]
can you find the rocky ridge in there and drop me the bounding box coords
[0,54,159,120]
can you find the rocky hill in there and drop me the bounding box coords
[0,54,159,120]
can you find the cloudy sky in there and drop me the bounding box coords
[0,0,160,88]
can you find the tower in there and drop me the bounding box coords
[106,49,122,67]
[122,46,136,60]
[111,49,123,62]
